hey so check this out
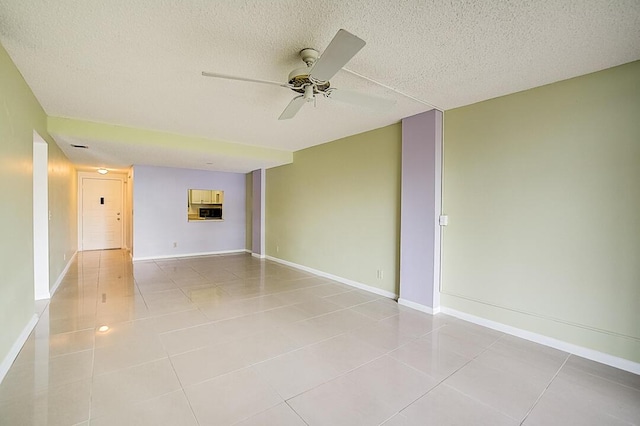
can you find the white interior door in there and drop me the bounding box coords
[82,178,123,250]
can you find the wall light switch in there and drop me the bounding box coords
[439,215,449,226]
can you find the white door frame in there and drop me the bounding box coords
[78,172,125,251]
[33,131,50,300]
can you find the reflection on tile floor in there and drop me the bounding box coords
[1,250,638,425]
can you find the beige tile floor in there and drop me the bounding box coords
[1,250,639,425]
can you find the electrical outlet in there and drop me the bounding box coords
[276,245,280,253]
[376,269,384,279]
[63,253,66,261]
[173,242,177,248]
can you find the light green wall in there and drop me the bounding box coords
[48,137,78,287]
[442,61,640,362]
[0,42,38,363]
[0,42,77,365]
[266,124,401,295]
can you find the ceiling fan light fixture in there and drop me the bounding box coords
[97,168,108,175]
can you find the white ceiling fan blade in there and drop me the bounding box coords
[278,96,306,120]
[325,88,395,111]
[202,71,290,88]
[309,29,366,82]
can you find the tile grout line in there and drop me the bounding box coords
[572,364,640,393]
[155,294,382,348]
[92,254,199,423]
[518,353,571,425]
[165,355,202,426]
[389,328,512,422]
[284,400,311,426]
[278,323,446,406]
[173,312,416,401]
[163,296,442,392]
[273,322,474,422]
[85,251,106,426]
[162,305,421,390]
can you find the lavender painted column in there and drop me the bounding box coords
[251,169,265,257]
[399,110,443,313]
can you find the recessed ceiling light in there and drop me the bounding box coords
[98,325,109,332]
[70,144,89,149]
[97,168,108,174]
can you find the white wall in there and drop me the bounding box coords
[132,165,246,260]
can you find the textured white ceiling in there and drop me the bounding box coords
[1,0,639,171]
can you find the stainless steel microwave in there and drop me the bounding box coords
[199,206,222,219]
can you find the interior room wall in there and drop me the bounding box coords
[442,60,640,363]
[0,42,77,373]
[125,166,134,253]
[245,173,253,251]
[132,165,246,260]
[251,170,263,256]
[266,124,402,295]
[48,140,78,288]
[399,110,442,312]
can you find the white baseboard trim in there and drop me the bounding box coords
[0,314,38,384]
[440,307,640,375]
[265,255,398,300]
[132,249,247,262]
[46,250,78,299]
[251,252,266,259]
[398,298,441,315]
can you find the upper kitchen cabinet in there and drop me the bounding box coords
[189,189,224,205]
[190,189,212,204]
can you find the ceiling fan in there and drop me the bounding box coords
[202,29,394,120]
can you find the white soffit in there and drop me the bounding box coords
[0,0,639,169]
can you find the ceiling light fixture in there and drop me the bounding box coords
[97,168,108,175]
[98,325,109,332]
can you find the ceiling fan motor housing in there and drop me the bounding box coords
[288,48,330,94]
